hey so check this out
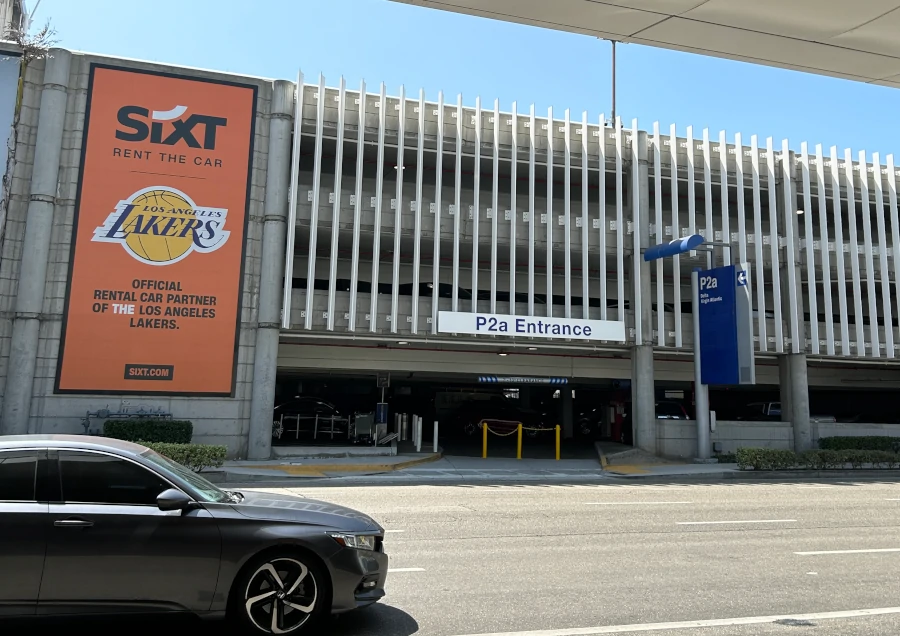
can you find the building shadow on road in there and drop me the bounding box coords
[1,605,419,636]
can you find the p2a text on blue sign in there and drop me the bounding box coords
[697,263,756,386]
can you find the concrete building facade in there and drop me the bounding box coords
[3,47,900,459]
[0,47,281,456]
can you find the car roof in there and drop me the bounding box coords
[0,434,148,456]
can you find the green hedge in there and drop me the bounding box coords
[736,447,900,471]
[144,442,226,472]
[104,419,193,444]
[818,436,900,453]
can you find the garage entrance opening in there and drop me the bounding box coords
[273,371,692,457]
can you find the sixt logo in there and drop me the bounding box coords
[115,105,227,150]
[92,186,229,266]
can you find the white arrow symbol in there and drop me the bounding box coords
[737,271,747,285]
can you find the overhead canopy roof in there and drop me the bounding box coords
[390,0,900,88]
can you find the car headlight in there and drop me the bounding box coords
[330,533,377,551]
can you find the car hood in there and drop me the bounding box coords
[229,491,382,533]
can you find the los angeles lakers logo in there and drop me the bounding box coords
[92,186,230,265]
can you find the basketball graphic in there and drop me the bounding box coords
[91,185,230,266]
[119,189,195,263]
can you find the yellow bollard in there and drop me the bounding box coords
[555,425,561,461]
[482,421,488,459]
[516,423,523,460]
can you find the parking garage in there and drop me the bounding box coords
[6,49,900,460]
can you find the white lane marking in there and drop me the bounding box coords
[795,548,900,556]
[448,606,900,636]
[677,519,796,525]
[388,567,425,573]
[584,502,693,506]
[886,499,900,501]
[385,529,405,533]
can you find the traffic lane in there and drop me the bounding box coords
[643,614,900,636]
[261,483,900,636]
[442,611,900,636]
[9,605,900,636]
[9,483,898,636]
[265,482,900,541]
[376,526,900,635]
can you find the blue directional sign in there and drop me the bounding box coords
[698,264,756,386]
[644,234,705,262]
[478,376,568,385]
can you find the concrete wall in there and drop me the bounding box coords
[658,420,900,460]
[658,420,794,459]
[0,51,277,458]
[818,423,900,439]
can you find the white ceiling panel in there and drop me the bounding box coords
[638,17,900,80]
[407,0,664,36]
[832,7,900,57]
[391,0,900,87]
[681,0,900,40]
[590,0,708,14]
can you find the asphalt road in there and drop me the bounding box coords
[306,478,900,636]
[17,477,900,635]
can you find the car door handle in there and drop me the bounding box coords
[54,518,94,528]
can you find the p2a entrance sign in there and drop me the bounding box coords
[697,263,756,386]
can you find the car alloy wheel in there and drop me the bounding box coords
[243,557,319,634]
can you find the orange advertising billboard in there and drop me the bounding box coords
[56,65,258,395]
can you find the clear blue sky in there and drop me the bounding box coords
[32,0,900,157]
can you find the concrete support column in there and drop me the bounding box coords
[778,356,792,424]
[631,346,655,451]
[777,151,811,451]
[1,49,71,435]
[781,354,811,451]
[631,131,656,454]
[247,80,295,460]
[562,384,573,440]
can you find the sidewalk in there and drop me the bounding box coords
[210,453,610,484]
[604,462,741,478]
[209,453,900,485]
[376,455,609,483]
[594,442,741,478]
[208,446,748,485]
[214,451,443,481]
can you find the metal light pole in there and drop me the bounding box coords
[611,40,617,124]
[644,235,710,460]
[691,268,711,460]
[646,236,753,462]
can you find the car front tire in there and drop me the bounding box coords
[232,550,329,635]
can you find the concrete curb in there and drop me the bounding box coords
[592,442,610,469]
[217,450,444,481]
[221,473,615,488]
[609,468,900,481]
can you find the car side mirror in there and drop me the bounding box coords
[157,488,195,512]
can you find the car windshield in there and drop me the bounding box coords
[140,449,235,504]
